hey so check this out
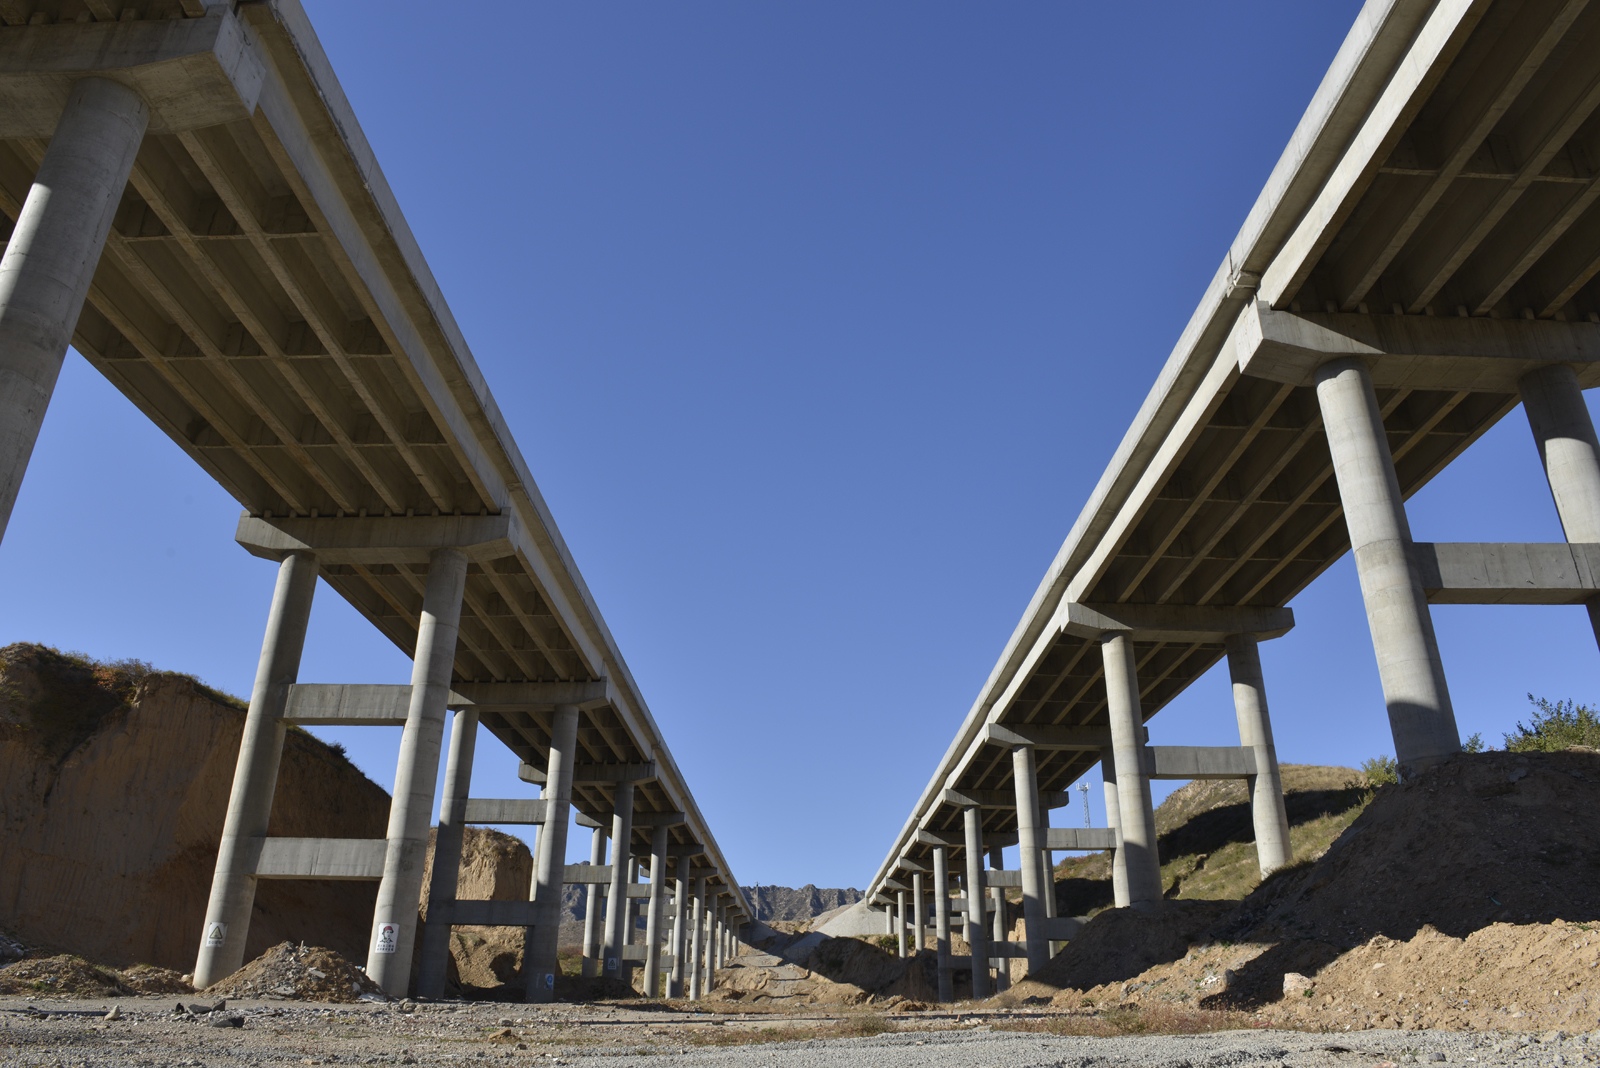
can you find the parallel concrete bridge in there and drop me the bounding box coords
[858,0,1600,999]
[0,1,747,999]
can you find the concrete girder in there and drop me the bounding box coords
[1414,541,1600,603]
[1234,301,1600,391]
[1056,601,1296,642]
[0,8,265,136]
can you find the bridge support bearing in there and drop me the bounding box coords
[1010,743,1051,975]
[1226,635,1292,876]
[961,805,991,998]
[416,707,479,999]
[602,781,636,984]
[988,846,1010,991]
[1102,634,1163,911]
[367,548,469,995]
[0,78,148,543]
[932,845,953,1002]
[1519,364,1600,650]
[193,550,318,989]
[1316,357,1459,776]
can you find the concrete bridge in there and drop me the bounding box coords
[0,1,747,1000]
[857,0,1600,998]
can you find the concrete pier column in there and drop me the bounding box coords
[603,781,636,981]
[669,855,690,997]
[1100,749,1130,908]
[582,826,606,977]
[1316,357,1458,774]
[912,872,926,953]
[988,845,1009,991]
[688,877,706,999]
[961,806,991,998]
[1040,800,1061,956]
[1520,364,1600,647]
[1102,634,1162,911]
[368,548,469,995]
[416,707,479,999]
[1226,634,1292,875]
[523,703,579,1002]
[644,826,669,996]
[626,857,641,976]
[1010,744,1049,974]
[896,890,907,957]
[932,845,952,1003]
[193,551,318,988]
[0,78,148,542]
[713,901,725,973]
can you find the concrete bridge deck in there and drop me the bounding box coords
[0,0,746,998]
[862,0,1600,981]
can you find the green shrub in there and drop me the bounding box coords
[1359,755,1398,786]
[1462,732,1486,753]
[1504,695,1600,752]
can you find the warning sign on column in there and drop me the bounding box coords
[203,922,227,947]
[374,922,399,954]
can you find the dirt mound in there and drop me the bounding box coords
[1223,749,1600,947]
[120,964,193,995]
[1009,750,1600,1032]
[0,955,132,997]
[0,644,391,972]
[1261,920,1600,1031]
[205,942,385,1003]
[1010,901,1236,998]
[717,931,946,1006]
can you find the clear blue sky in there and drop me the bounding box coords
[3,1,1596,892]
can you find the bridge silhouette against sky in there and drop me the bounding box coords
[0,0,747,1000]
[852,0,1600,999]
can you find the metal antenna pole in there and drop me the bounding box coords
[1079,781,1090,828]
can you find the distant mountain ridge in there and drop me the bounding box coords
[741,884,863,922]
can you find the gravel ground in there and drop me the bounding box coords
[0,995,1593,1067]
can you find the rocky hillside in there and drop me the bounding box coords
[741,884,863,922]
[0,643,391,972]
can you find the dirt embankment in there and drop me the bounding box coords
[0,644,390,973]
[1010,749,1600,1032]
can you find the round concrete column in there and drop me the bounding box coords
[1099,748,1130,908]
[988,845,1009,991]
[688,877,707,999]
[669,855,690,997]
[524,703,580,1002]
[602,781,636,981]
[1226,634,1292,875]
[896,890,908,958]
[582,826,606,977]
[644,825,669,995]
[961,805,990,998]
[931,845,952,1003]
[416,707,479,999]
[1520,364,1600,648]
[0,78,148,542]
[1316,357,1458,774]
[193,550,317,989]
[911,871,925,954]
[1102,634,1162,911]
[367,547,469,995]
[1010,743,1050,974]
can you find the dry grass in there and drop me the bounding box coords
[992,1004,1270,1037]
[684,1012,897,1047]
